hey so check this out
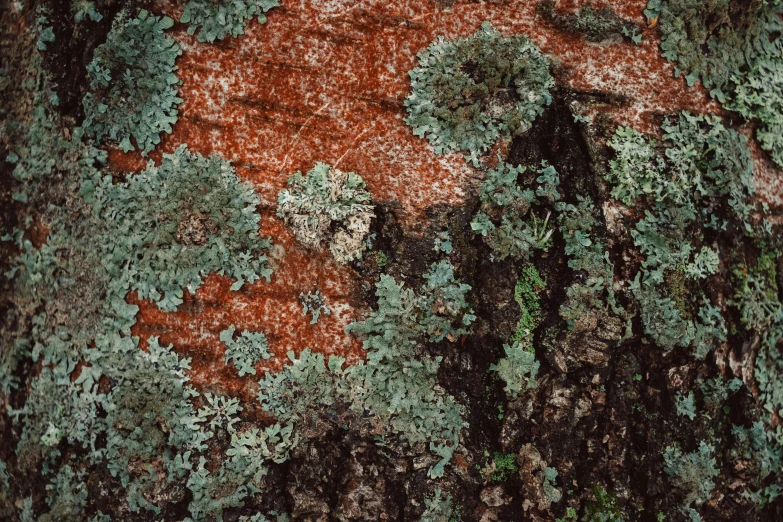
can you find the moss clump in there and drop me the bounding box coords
[511,264,545,344]
[82,10,182,154]
[405,22,553,165]
[491,452,519,482]
[583,487,625,522]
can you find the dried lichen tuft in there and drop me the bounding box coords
[277,163,374,265]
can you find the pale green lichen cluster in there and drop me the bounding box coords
[403,12,783,518]
[607,112,757,358]
[260,260,473,479]
[2,15,280,516]
[663,442,719,517]
[556,195,626,335]
[648,0,783,167]
[471,160,560,261]
[420,489,456,522]
[87,145,273,311]
[82,10,182,154]
[603,112,783,513]
[2,3,783,520]
[221,325,272,376]
[181,0,279,43]
[405,22,553,165]
[536,1,641,44]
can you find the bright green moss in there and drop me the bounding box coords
[181,0,279,43]
[493,264,545,397]
[491,452,519,482]
[405,22,553,165]
[511,264,545,344]
[82,10,182,154]
[583,487,626,522]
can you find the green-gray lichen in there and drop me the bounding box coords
[181,0,279,43]
[82,9,182,154]
[556,195,626,333]
[491,341,540,397]
[259,260,472,479]
[471,161,560,261]
[649,0,783,167]
[1,32,282,516]
[663,441,719,512]
[221,325,272,376]
[405,22,553,165]
[536,1,640,43]
[4,2,783,519]
[604,112,759,359]
[299,290,331,324]
[88,144,273,311]
[727,56,783,167]
[420,489,455,522]
[71,1,102,22]
[606,112,755,220]
[731,421,783,505]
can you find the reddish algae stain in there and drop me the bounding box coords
[119,0,780,401]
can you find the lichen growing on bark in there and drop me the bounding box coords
[1,1,783,521]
